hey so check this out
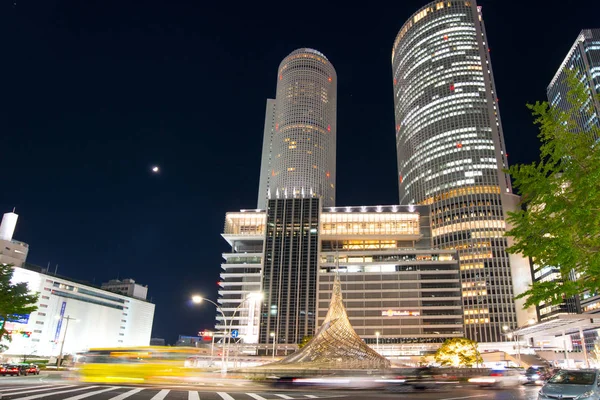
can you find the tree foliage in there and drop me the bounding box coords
[0,264,39,351]
[434,337,482,367]
[506,70,600,308]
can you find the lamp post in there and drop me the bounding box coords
[192,296,227,375]
[270,332,276,359]
[56,315,76,368]
[375,331,380,353]
[192,292,262,375]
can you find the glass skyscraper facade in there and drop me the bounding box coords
[257,49,337,209]
[547,29,600,137]
[392,1,533,342]
[259,198,321,346]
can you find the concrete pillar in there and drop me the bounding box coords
[563,331,570,368]
[579,328,590,368]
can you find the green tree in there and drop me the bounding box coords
[506,71,600,308]
[434,338,482,367]
[297,335,312,349]
[0,264,39,352]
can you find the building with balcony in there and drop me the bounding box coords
[218,204,463,357]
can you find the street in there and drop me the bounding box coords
[0,373,543,400]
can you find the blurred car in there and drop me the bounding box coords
[469,368,525,388]
[538,369,599,400]
[1,364,26,376]
[524,366,552,385]
[26,364,40,375]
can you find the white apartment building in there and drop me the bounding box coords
[4,266,155,358]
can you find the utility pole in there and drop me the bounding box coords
[57,315,76,367]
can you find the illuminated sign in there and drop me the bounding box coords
[7,314,30,324]
[382,310,420,317]
[198,330,213,337]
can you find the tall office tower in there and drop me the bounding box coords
[257,48,337,209]
[259,198,320,347]
[547,29,600,136]
[533,29,600,322]
[391,1,534,342]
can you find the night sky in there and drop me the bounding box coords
[3,0,599,344]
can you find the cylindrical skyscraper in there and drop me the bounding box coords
[257,48,337,209]
[392,1,534,342]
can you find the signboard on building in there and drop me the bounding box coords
[382,310,420,317]
[7,314,30,324]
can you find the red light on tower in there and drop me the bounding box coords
[396,124,400,132]
[275,123,279,131]
[271,169,275,177]
[457,143,463,148]
[450,84,455,91]
[443,35,448,40]
[393,78,397,85]
[326,171,330,178]
[327,124,331,132]
[399,175,403,183]
[328,76,332,82]
[279,74,282,80]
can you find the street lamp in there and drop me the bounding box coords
[191,292,262,375]
[270,332,276,360]
[375,331,380,353]
[55,315,77,368]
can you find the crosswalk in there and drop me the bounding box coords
[0,384,338,400]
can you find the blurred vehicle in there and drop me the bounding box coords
[76,346,207,384]
[524,366,552,385]
[538,369,599,400]
[26,364,40,375]
[1,364,26,376]
[269,374,393,389]
[469,368,525,388]
[386,367,459,391]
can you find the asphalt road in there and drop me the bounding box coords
[0,374,543,400]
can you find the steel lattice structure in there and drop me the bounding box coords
[268,272,391,370]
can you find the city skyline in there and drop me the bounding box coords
[3,0,599,343]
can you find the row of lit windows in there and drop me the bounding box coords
[400,26,477,80]
[403,91,480,128]
[401,100,488,147]
[463,290,487,297]
[394,10,465,56]
[431,217,506,236]
[419,185,500,205]
[433,198,497,214]
[399,28,476,82]
[396,17,474,67]
[462,281,486,288]
[464,308,488,315]
[460,262,484,270]
[465,318,489,324]
[398,51,481,105]
[399,33,477,79]
[460,252,493,261]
